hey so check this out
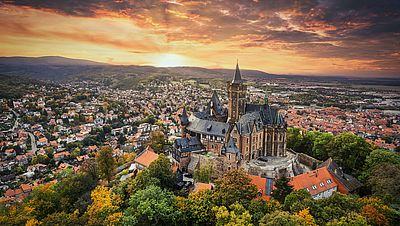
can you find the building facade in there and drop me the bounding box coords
[172,63,287,174]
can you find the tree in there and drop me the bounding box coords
[358,197,398,226]
[271,176,293,203]
[326,212,368,226]
[360,149,400,183]
[147,131,166,153]
[259,210,307,226]
[40,211,83,226]
[247,199,281,225]
[25,184,59,220]
[121,185,179,226]
[213,169,257,206]
[96,146,115,183]
[311,132,334,160]
[177,190,216,226]
[368,163,400,206]
[295,208,317,226]
[326,132,372,175]
[194,163,213,183]
[85,186,123,226]
[213,202,253,226]
[70,147,81,159]
[128,154,175,193]
[284,189,313,212]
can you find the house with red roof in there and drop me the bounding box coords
[290,166,338,199]
[134,146,159,170]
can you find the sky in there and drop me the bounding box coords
[0,0,399,78]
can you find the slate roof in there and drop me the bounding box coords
[318,158,362,193]
[210,90,225,115]
[187,116,230,137]
[180,107,189,126]
[174,136,203,153]
[232,62,243,84]
[245,103,285,125]
[223,137,240,154]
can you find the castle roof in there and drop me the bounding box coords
[210,90,225,115]
[232,62,243,84]
[234,104,285,135]
[174,136,202,153]
[180,107,189,126]
[187,115,230,137]
[223,137,240,154]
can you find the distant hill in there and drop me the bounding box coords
[0,56,278,82]
[0,56,399,87]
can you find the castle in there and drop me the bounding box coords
[172,63,288,176]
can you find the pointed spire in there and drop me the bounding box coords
[232,61,243,84]
[180,107,189,126]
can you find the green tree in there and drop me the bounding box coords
[367,162,400,206]
[271,176,293,203]
[96,146,115,183]
[122,185,179,226]
[360,149,400,183]
[128,154,175,193]
[259,210,307,226]
[311,132,334,160]
[213,169,257,206]
[248,199,281,225]
[326,212,369,226]
[284,189,313,212]
[326,132,372,175]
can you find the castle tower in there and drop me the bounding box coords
[180,107,189,137]
[227,62,247,123]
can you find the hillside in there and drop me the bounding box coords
[0,56,399,87]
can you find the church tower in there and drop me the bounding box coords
[180,107,189,138]
[227,62,247,123]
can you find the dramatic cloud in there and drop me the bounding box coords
[0,0,399,77]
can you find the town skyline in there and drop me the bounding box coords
[1,0,399,78]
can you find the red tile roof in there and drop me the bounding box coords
[290,167,337,196]
[193,183,213,192]
[248,175,272,201]
[134,146,159,168]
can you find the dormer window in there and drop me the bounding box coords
[327,179,332,184]
[312,185,317,190]
[207,125,212,131]
[320,182,325,187]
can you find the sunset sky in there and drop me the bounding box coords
[0,0,399,77]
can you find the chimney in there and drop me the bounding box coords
[315,169,319,177]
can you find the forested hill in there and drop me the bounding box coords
[1,56,399,87]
